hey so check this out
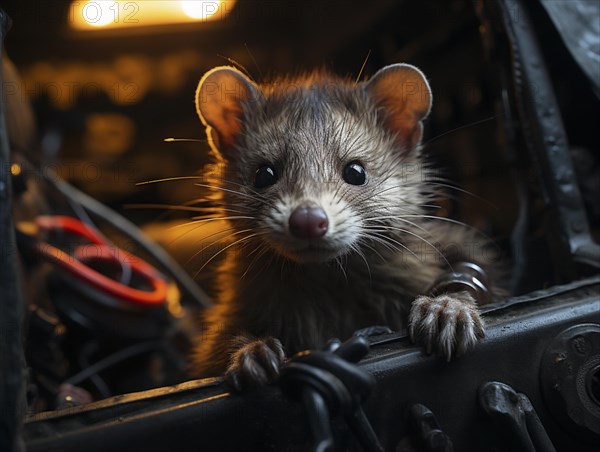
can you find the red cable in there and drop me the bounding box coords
[36,215,167,306]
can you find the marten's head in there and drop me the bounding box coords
[195,64,432,264]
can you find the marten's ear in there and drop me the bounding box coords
[195,66,258,153]
[365,63,431,150]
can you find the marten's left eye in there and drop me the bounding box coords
[254,164,278,188]
[343,162,367,186]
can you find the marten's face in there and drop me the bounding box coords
[196,65,432,264]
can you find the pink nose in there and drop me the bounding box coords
[289,204,329,238]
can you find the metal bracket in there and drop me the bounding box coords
[479,381,557,452]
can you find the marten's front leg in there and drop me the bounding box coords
[408,261,491,360]
[408,291,485,361]
[225,334,285,390]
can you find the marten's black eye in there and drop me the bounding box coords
[254,164,277,188]
[343,162,367,186]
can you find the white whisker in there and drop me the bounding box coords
[193,231,264,278]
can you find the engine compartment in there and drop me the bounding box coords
[1,1,599,451]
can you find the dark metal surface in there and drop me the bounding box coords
[539,0,600,93]
[540,324,600,438]
[23,276,600,452]
[408,404,453,452]
[0,8,26,452]
[479,381,556,452]
[429,261,492,306]
[479,0,600,288]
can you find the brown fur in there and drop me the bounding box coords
[190,64,500,384]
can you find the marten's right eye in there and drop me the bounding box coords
[343,161,367,186]
[254,164,278,188]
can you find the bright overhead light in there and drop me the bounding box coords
[82,2,116,27]
[181,1,221,20]
[70,1,234,31]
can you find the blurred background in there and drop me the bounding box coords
[2,0,598,293]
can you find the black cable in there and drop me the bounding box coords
[77,341,111,399]
[45,169,212,309]
[302,387,335,452]
[67,197,133,286]
[65,341,162,387]
[280,336,384,452]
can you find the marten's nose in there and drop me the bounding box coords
[289,204,329,238]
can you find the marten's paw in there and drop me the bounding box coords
[408,292,485,361]
[225,336,285,391]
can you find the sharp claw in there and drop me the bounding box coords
[266,356,280,380]
[409,293,484,361]
[225,337,286,391]
[475,323,485,339]
[226,370,242,391]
